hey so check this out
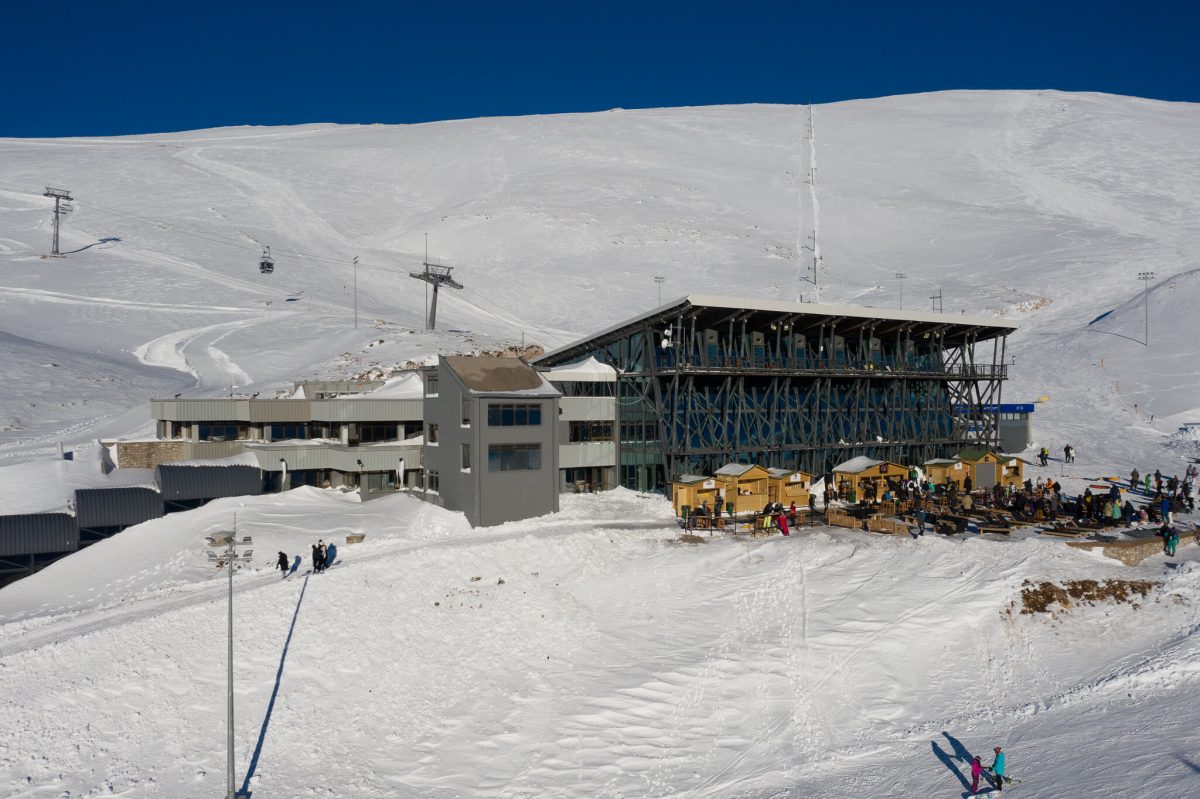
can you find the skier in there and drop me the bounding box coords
[970,755,984,795]
[988,746,1008,791]
[1145,473,1153,494]
[276,551,289,578]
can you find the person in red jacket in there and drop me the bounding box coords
[970,755,983,794]
[776,511,790,536]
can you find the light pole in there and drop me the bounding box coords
[353,256,359,329]
[206,521,254,799]
[1138,271,1154,346]
[654,275,665,306]
[895,272,907,310]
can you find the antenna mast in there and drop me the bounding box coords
[43,187,72,257]
[409,243,463,330]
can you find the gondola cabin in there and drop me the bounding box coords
[259,246,274,275]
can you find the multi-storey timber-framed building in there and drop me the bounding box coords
[536,294,1016,492]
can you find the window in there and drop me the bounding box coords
[425,375,439,396]
[427,423,439,444]
[198,423,240,441]
[269,423,309,440]
[486,403,543,426]
[426,469,439,492]
[569,421,613,442]
[359,423,399,443]
[462,398,471,426]
[487,443,542,472]
[461,443,471,471]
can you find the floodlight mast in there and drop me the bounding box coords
[409,259,463,330]
[43,187,72,256]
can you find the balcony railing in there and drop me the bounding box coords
[648,356,1005,380]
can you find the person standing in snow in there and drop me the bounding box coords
[915,506,926,536]
[988,746,1008,791]
[1145,473,1153,494]
[1160,496,1173,526]
[325,542,337,567]
[970,755,984,795]
[776,511,790,536]
[277,551,289,578]
[1131,469,1140,491]
[317,540,327,572]
[1164,525,1179,557]
[310,543,320,573]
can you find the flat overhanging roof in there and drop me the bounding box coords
[538,293,1017,365]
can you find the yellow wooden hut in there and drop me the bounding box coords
[671,474,723,518]
[767,467,813,506]
[997,454,1033,488]
[922,458,959,487]
[832,457,908,503]
[713,463,772,514]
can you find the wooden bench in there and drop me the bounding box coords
[827,511,862,529]
[979,525,1012,536]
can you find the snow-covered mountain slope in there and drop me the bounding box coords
[2,90,1199,467]
[3,91,1200,798]
[1,489,1197,798]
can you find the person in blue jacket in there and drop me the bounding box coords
[989,746,1008,790]
[325,542,338,567]
[1160,496,1173,525]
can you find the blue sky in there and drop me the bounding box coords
[1,0,1195,136]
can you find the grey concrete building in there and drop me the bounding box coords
[545,357,618,493]
[422,357,560,527]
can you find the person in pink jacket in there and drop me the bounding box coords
[970,755,983,794]
[776,511,790,536]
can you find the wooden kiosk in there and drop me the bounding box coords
[671,474,723,518]
[713,463,772,514]
[832,457,908,503]
[767,467,813,507]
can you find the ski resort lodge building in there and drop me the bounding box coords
[535,294,1017,493]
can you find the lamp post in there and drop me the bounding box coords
[654,275,665,306]
[205,521,254,799]
[895,272,907,310]
[1138,271,1155,346]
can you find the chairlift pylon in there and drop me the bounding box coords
[259,246,274,275]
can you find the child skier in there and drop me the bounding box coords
[970,755,983,795]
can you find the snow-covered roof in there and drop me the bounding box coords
[924,458,958,466]
[545,356,618,382]
[443,356,559,397]
[351,373,424,399]
[675,474,711,485]
[833,456,885,474]
[766,467,809,478]
[714,462,759,477]
[166,452,261,468]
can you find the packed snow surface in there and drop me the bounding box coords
[2,90,1200,796]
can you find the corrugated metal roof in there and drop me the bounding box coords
[539,294,1017,363]
[75,487,163,529]
[155,465,264,501]
[0,513,78,557]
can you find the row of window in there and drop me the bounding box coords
[569,421,613,442]
[487,403,543,426]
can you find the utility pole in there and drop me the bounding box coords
[930,290,943,314]
[353,256,359,329]
[654,275,665,306]
[205,520,253,799]
[43,187,72,256]
[1138,271,1155,346]
[895,272,907,310]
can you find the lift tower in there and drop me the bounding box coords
[409,259,463,330]
[43,187,72,256]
